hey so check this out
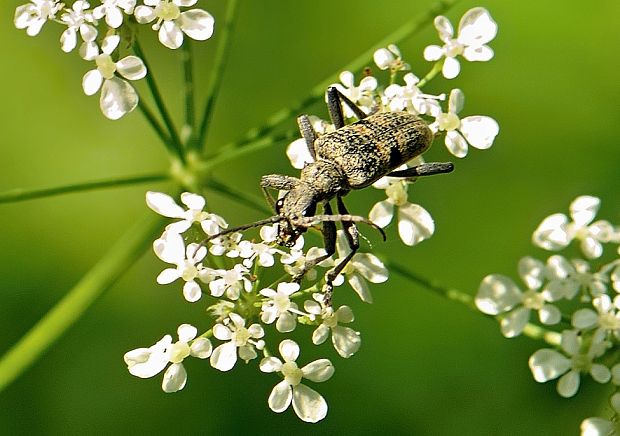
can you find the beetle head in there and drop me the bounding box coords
[274,189,317,247]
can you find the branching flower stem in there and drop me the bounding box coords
[0,213,166,392]
[0,173,168,204]
[388,261,562,346]
[206,0,462,159]
[132,40,186,164]
[196,0,240,152]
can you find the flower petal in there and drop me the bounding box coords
[347,273,373,303]
[268,380,292,413]
[457,7,497,46]
[183,280,202,302]
[100,77,139,120]
[369,200,394,228]
[557,370,580,398]
[159,20,183,49]
[532,213,570,251]
[445,130,468,158]
[279,339,300,362]
[292,384,328,423]
[210,341,237,371]
[500,307,530,338]
[442,56,460,79]
[476,274,522,315]
[570,195,600,226]
[162,363,187,393]
[397,203,434,246]
[423,44,444,61]
[528,348,571,382]
[190,338,212,359]
[116,56,147,81]
[259,356,283,373]
[459,116,499,150]
[302,359,334,382]
[180,10,215,41]
[331,326,361,358]
[146,191,185,218]
[82,70,103,96]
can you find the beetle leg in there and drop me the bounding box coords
[292,202,336,283]
[323,196,360,305]
[297,114,318,161]
[387,162,454,178]
[260,174,300,210]
[326,87,367,129]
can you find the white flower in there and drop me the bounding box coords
[59,1,98,53]
[14,0,62,36]
[207,264,252,300]
[81,35,147,120]
[572,294,620,338]
[369,167,435,246]
[382,73,443,116]
[304,299,360,358]
[430,88,499,158]
[124,324,212,393]
[528,330,610,398]
[209,232,243,257]
[260,282,303,333]
[93,0,135,28]
[329,71,377,118]
[423,7,497,79]
[326,230,388,303]
[373,44,409,72]
[580,417,617,436]
[153,230,209,302]
[146,191,227,235]
[533,196,613,259]
[238,225,282,267]
[286,116,333,169]
[544,255,607,300]
[282,245,324,282]
[476,257,561,337]
[210,313,264,371]
[259,339,334,423]
[134,0,215,50]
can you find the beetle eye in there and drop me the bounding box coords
[275,198,284,212]
[302,201,316,217]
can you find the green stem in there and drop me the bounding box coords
[208,0,462,158]
[182,41,196,145]
[388,261,561,347]
[0,173,168,204]
[0,213,165,392]
[132,40,186,163]
[137,99,176,155]
[196,0,240,151]
[417,59,445,88]
[204,177,274,216]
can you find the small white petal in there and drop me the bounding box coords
[570,196,600,226]
[312,324,329,345]
[442,56,460,79]
[557,370,580,398]
[301,359,334,382]
[177,324,197,342]
[212,323,232,341]
[259,356,283,373]
[397,203,434,246]
[423,44,444,61]
[102,35,120,54]
[369,200,394,228]
[351,253,388,283]
[331,326,361,358]
[518,257,545,290]
[100,77,139,120]
[60,28,77,53]
[463,45,494,61]
[116,56,147,80]
[433,15,454,42]
[182,281,202,302]
[210,342,237,371]
[457,7,498,46]
[500,307,530,338]
[162,363,187,393]
[591,364,611,384]
[156,268,180,284]
[476,274,522,315]
[373,48,394,70]
[292,384,328,423]
[268,380,293,413]
[528,349,571,382]
[146,192,185,218]
[572,308,599,330]
[445,130,468,158]
[347,273,373,303]
[82,70,103,96]
[180,10,215,41]
[539,304,561,325]
[460,116,499,150]
[105,6,124,28]
[159,20,184,49]
[190,338,212,359]
[532,214,570,251]
[287,138,314,169]
[561,330,580,355]
[134,5,156,23]
[581,237,603,259]
[279,339,300,362]
[581,417,615,436]
[276,312,297,333]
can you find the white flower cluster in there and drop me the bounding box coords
[14,0,215,119]
[475,195,620,435]
[124,191,388,422]
[286,7,499,246]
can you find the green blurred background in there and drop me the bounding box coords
[1,0,619,434]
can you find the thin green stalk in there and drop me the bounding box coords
[388,261,561,347]
[417,59,444,88]
[205,177,272,215]
[0,173,168,204]
[208,0,462,158]
[196,0,240,151]
[137,99,176,155]
[0,213,165,392]
[132,40,186,163]
[182,41,196,145]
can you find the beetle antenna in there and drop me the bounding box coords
[206,215,283,241]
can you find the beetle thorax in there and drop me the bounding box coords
[298,160,349,201]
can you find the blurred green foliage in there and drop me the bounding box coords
[1,0,619,434]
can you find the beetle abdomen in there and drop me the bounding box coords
[315,112,432,188]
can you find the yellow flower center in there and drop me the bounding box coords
[436,112,460,131]
[96,54,117,80]
[281,361,303,386]
[156,1,180,21]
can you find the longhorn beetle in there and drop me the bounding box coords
[209,87,454,303]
